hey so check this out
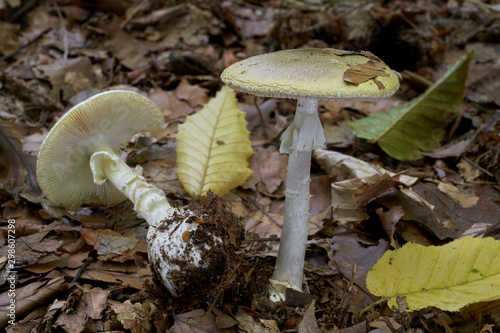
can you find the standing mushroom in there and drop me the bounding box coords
[36,90,235,298]
[221,48,400,300]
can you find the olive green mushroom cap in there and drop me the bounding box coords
[36,90,164,210]
[221,48,400,101]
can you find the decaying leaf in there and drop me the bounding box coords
[82,286,110,320]
[313,149,417,186]
[367,236,500,311]
[173,309,220,333]
[176,86,253,198]
[437,182,479,208]
[331,236,389,295]
[312,149,417,224]
[349,51,474,160]
[343,60,390,87]
[298,300,321,333]
[0,277,67,328]
[0,121,40,191]
[110,299,154,332]
[331,173,403,223]
[397,182,500,240]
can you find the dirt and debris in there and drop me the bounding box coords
[1,0,500,332]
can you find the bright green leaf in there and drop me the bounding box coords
[366,236,500,311]
[176,86,253,198]
[349,51,474,161]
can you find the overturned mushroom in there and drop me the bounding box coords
[36,90,235,298]
[221,48,400,301]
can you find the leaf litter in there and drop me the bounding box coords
[0,0,499,332]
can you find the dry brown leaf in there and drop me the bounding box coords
[247,146,287,195]
[234,307,267,333]
[343,60,390,87]
[158,4,221,48]
[110,299,154,333]
[260,319,280,332]
[376,206,405,247]
[0,277,67,328]
[0,121,40,191]
[0,230,61,267]
[212,307,239,329]
[461,222,491,237]
[370,317,402,331]
[422,138,472,158]
[60,266,151,290]
[96,234,140,256]
[332,173,403,224]
[38,57,97,101]
[24,253,71,274]
[175,78,210,109]
[244,210,283,239]
[310,175,333,217]
[457,158,483,182]
[128,4,187,28]
[150,80,209,119]
[397,182,500,239]
[55,297,87,333]
[330,236,389,295]
[0,22,20,56]
[323,120,355,148]
[242,99,277,131]
[174,309,221,333]
[82,287,110,320]
[298,300,321,333]
[313,149,417,186]
[107,25,148,70]
[437,182,479,208]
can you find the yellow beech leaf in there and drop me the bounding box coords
[366,236,500,311]
[176,86,253,198]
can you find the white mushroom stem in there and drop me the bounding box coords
[89,149,227,298]
[271,98,323,300]
[90,150,176,227]
[272,149,312,291]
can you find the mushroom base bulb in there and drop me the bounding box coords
[147,195,243,299]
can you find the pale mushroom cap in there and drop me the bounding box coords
[36,90,164,210]
[221,48,400,101]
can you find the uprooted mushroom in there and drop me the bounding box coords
[36,90,240,298]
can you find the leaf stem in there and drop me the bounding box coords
[358,297,390,318]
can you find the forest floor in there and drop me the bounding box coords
[0,0,500,332]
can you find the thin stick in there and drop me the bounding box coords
[463,156,494,177]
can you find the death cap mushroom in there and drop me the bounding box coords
[36,90,164,210]
[221,48,400,300]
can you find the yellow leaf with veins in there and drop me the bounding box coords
[367,236,500,311]
[176,86,253,198]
